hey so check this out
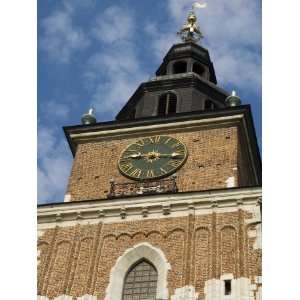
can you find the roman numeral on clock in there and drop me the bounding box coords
[148,136,161,144]
[135,140,145,147]
[171,142,183,149]
[130,168,142,178]
[146,169,155,178]
[120,162,134,172]
[167,160,181,168]
[164,137,172,144]
[160,167,167,175]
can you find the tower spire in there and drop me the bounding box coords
[177,2,207,43]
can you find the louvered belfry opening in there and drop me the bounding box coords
[122,259,158,300]
[192,62,205,77]
[173,60,187,74]
[157,92,177,116]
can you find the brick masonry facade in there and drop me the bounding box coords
[66,125,254,202]
[38,207,261,300]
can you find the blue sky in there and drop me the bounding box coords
[38,0,261,204]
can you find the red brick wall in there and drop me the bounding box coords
[67,126,239,201]
[38,211,261,300]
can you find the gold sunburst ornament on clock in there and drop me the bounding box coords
[118,135,188,181]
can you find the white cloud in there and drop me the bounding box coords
[92,6,135,43]
[86,44,147,117]
[41,100,71,121]
[144,22,178,61]
[40,1,90,63]
[212,47,261,91]
[38,126,72,203]
[84,6,148,117]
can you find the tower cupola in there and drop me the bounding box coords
[116,5,229,121]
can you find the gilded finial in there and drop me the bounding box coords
[81,107,97,125]
[225,90,242,107]
[177,2,207,43]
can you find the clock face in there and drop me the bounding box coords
[118,135,188,181]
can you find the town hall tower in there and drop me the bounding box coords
[38,8,262,300]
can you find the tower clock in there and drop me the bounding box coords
[118,135,188,180]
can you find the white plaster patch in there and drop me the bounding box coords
[38,296,96,300]
[104,242,171,300]
[77,295,97,300]
[253,223,262,249]
[245,205,261,225]
[248,229,257,238]
[220,274,234,280]
[64,193,72,202]
[255,276,262,285]
[225,176,236,188]
[38,230,45,239]
[37,249,41,266]
[54,295,73,300]
[256,286,262,300]
[171,285,199,300]
[204,275,258,300]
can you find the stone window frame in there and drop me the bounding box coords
[104,242,171,300]
[157,91,178,116]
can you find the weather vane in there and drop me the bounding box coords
[177,1,207,43]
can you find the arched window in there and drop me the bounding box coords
[158,92,177,116]
[193,62,205,76]
[173,61,187,74]
[105,242,170,300]
[122,259,158,300]
[204,99,216,110]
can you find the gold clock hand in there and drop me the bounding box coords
[123,152,142,159]
[171,152,182,158]
[158,152,183,158]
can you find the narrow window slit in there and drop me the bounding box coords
[224,279,232,295]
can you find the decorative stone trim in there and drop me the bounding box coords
[69,113,244,142]
[37,296,49,300]
[162,204,171,215]
[171,285,199,300]
[104,242,171,300]
[38,187,262,229]
[120,207,126,219]
[142,207,148,217]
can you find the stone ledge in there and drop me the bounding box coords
[38,187,261,228]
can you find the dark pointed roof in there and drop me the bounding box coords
[155,42,217,83]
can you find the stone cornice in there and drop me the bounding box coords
[38,187,261,228]
[68,114,243,144]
